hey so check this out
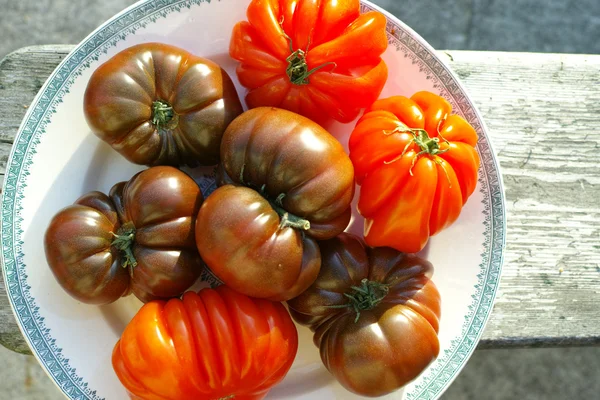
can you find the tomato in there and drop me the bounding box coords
[195,107,354,301]
[84,43,243,167]
[112,286,298,400]
[229,0,388,123]
[287,233,441,397]
[349,91,481,252]
[44,166,204,304]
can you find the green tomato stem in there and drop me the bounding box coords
[268,194,311,231]
[238,164,311,231]
[327,279,390,323]
[286,49,336,85]
[281,26,336,85]
[384,124,452,185]
[151,100,174,128]
[111,223,137,269]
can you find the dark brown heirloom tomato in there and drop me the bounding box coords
[287,233,441,397]
[195,107,354,301]
[44,191,129,305]
[45,166,204,304]
[84,42,243,167]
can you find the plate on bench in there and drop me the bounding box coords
[0,0,506,399]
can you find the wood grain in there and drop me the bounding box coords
[440,51,600,348]
[0,46,73,354]
[1,46,599,353]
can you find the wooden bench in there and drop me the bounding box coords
[1,45,599,354]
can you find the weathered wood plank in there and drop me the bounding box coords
[1,46,599,353]
[0,46,72,177]
[0,46,73,355]
[439,51,600,348]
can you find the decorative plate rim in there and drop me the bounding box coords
[0,1,506,399]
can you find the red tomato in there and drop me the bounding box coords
[112,286,298,400]
[229,0,388,123]
[349,91,480,252]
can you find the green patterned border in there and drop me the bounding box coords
[0,1,505,399]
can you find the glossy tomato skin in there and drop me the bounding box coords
[45,166,204,304]
[220,107,355,231]
[84,42,243,167]
[349,91,481,253]
[230,0,388,123]
[196,185,321,301]
[287,233,441,397]
[111,166,204,302]
[44,191,129,305]
[112,286,298,400]
[195,107,355,301]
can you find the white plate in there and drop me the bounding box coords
[1,0,506,399]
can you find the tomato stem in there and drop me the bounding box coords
[269,194,310,231]
[281,28,336,85]
[110,222,137,270]
[384,124,452,186]
[278,210,311,230]
[328,279,390,323]
[151,100,174,128]
[238,164,311,231]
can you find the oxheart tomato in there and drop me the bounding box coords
[230,0,388,123]
[84,42,243,167]
[349,91,481,253]
[112,286,298,400]
[44,166,204,304]
[195,107,355,301]
[287,233,441,397]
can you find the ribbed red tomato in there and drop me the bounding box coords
[349,91,480,252]
[229,0,388,123]
[113,286,298,400]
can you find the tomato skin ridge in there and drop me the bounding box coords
[287,233,441,397]
[84,42,243,167]
[113,287,298,399]
[198,107,353,301]
[349,92,481,253]
[230,0,388,123]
